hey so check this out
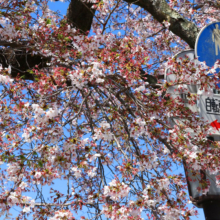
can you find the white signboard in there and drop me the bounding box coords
[165,49,220,137]
[165,49,199,113]
[199,94,220,136]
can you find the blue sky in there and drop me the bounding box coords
[5,1,206,219]
[46,2,206,219]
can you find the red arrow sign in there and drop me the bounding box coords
[210,120,220,130]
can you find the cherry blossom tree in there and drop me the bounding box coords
[0,0,220,219]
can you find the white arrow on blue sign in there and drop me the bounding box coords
[195,22,220,67]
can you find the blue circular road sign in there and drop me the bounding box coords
[195,22,220,67]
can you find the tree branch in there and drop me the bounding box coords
[66,0,96,34]
[124,0,200,48]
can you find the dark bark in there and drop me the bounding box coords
[140,69,157,84]
[124,0,200,48]
[66,0,96,34]
[0,48,49,80]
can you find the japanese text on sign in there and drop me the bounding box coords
[206,97,220,114]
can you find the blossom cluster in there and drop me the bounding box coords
[0,0,219,219]
[103,179,131,201]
